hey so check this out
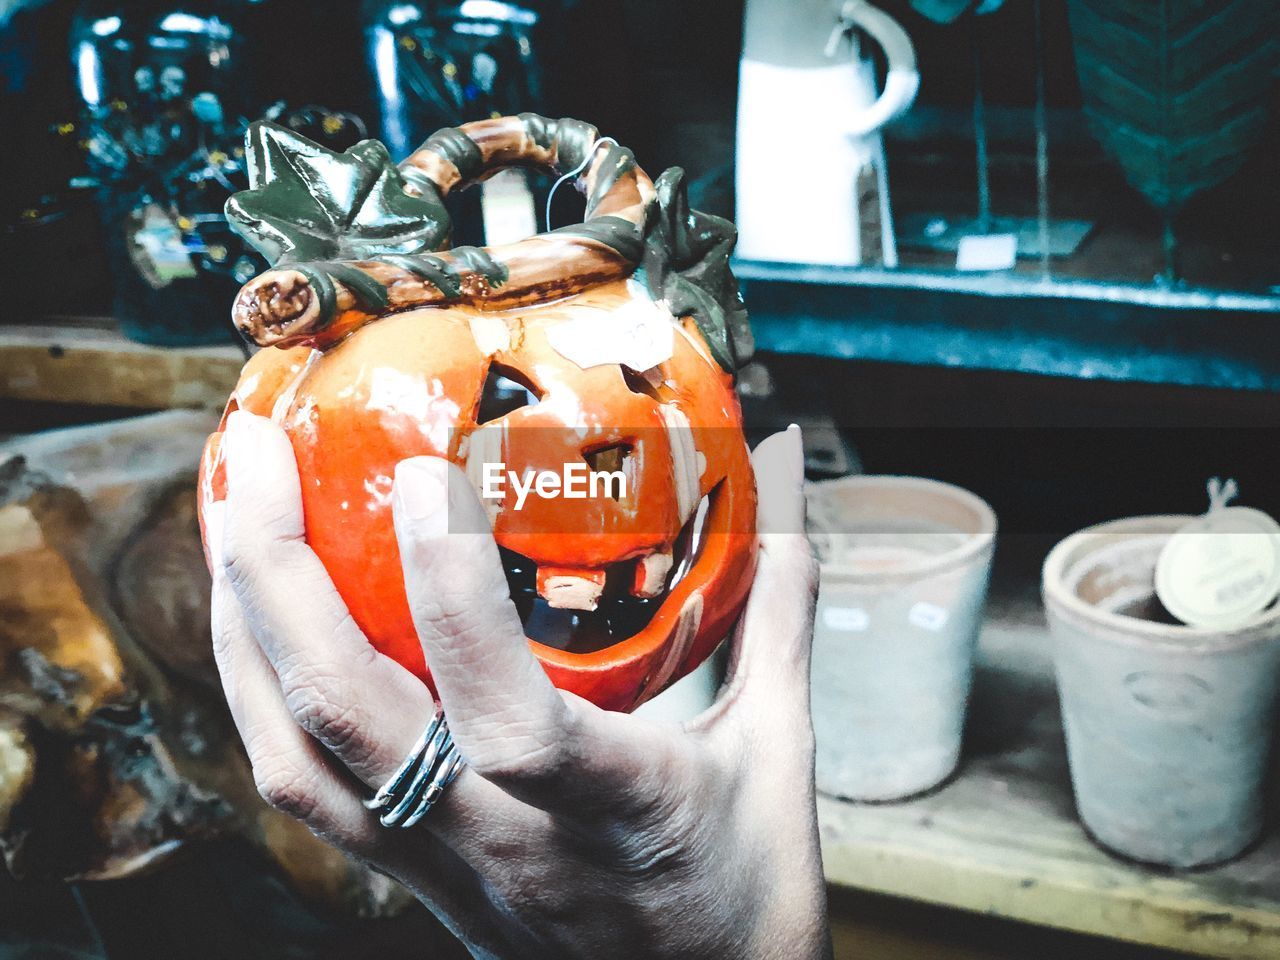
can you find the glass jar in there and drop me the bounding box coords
[70,0,266,345]
[362,0,555,159]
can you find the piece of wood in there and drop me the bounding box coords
[0,412,413,915]
[818,600,1280,959]
[826,886,1188,960]
[0,320,243,411]
[0,460,223,881]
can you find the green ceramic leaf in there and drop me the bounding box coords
[225,121,451,265]
[641,167,754,373]
[1068,0,1278,211]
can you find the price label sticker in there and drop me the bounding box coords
[823,606,869,632]
[909,602,949,632]
[129,203,198,286]
[956,233,1017,272]
[1155,489,1280,629]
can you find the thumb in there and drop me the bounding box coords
[720,426,819,720]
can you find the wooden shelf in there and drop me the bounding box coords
[737,260,1280,392]
[818,602,1280,959]
[0,320,243,412]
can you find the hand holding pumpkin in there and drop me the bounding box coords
[206,412,828,960]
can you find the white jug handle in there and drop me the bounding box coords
[839,1,920,137]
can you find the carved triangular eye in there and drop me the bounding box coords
[477,363,541,424]
[621,365,676,404]
[583,442,633,501]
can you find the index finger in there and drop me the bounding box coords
[392,456,692,810]
[392,459,577,783]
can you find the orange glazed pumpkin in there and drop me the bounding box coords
[199,114,757,712]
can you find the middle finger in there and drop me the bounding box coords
[220,411,431,785]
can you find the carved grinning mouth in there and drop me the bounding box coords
[500,489,714,654]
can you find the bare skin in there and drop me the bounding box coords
[206,411,829,960]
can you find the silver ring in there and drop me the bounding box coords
[364,704,466,828]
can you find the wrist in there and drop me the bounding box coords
[745,885,831,960]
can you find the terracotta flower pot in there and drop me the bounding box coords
[1043,516,1280,868]
[808,475,996,801]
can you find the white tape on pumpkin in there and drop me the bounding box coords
[467,314,510,357]
[545,281,675,372]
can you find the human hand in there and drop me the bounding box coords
[207,411,829,960]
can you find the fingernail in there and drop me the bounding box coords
[222,410,257,493]
[784,423,804,487]
[752,427,807,536]
[394,457,449,524]
[224,409,251,443]
[203,500,227,569]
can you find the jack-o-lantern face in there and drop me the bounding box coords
[198,115,757,711]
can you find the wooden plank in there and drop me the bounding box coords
[826,887,1189,960]
[0,412,425,925]
[0,410,217,567]
[819,607,1280,959]
[0,320,243,411]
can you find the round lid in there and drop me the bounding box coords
[1155,506,1280,629]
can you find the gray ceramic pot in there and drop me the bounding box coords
[809,476,996,801]
[1043,516,1280,868]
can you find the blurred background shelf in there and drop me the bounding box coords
[0,319,243,412]
[819,585,1280,960]
[737,261,1280,393]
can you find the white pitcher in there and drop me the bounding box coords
[736,0,919,267]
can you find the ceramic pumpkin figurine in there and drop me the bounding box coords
[199,114,757,712]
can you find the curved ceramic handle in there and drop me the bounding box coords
[231,115,656,349]
[840,1,920,138]
[399,113,649,227]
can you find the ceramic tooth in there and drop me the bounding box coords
[537,567,605,611]
[631,551,674,598]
